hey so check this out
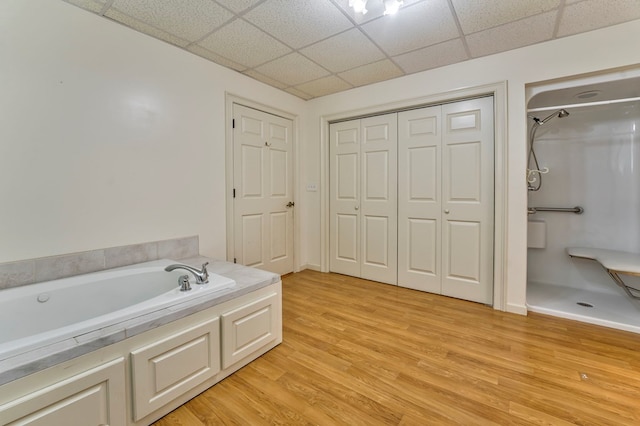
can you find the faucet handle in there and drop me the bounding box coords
[200,262,209,283]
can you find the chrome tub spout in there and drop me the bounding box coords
[164,262,209,284]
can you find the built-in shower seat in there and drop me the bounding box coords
[567,247,640,299]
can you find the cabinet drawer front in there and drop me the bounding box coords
[221,292,279,369]
[0,358,125,426]
[131,317,220,421]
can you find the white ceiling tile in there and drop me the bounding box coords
[452,0,560,34]
[284,87,314,100]
[214,0,263,14]
[294,76,353,98]
[466,11,557,58]
[557,0,640,37]
[110,0,234,42]
[254,53,330,86]
[187,45,248,71]
[243,70,289,90]
[361,0,459,56]
[244,0,354,49]
[198,19,291,68]
[393,39,468,74]
[338,59,404,87]
[105,8,191,47]
[300,29,385,73]
[64,0,106,14]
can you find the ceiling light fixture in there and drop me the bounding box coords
[349,0,403,15]
[383,0,403,15]
[349,0,368,15]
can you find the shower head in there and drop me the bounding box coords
[532,108,570,125]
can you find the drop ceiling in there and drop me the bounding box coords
[64,0,640,100]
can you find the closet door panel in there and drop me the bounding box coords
[441,97,494,304]
[398,107,442,292]
[330,120,361,277]
[360,114,397,285]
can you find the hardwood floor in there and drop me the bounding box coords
[153,270,640,425]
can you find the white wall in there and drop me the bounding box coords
[301,19,640,313]
[528,101,640,293]
[0,0,306,263]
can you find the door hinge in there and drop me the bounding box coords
[233,258,237,263]
[233,188,236,198]
[232,118,235,129]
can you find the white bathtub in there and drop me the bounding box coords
[0,259,235,360]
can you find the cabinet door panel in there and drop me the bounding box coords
[131,318,220,421]
[0,358,125,426]
[221,292,280,369]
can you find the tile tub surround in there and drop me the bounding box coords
[0,236,199,289]
[0,257,280,385]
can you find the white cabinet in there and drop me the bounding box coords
[0,281,282,426]
[0,358,126,426]
[221,292,280,369]
[329,113,398,285]
[130,317,220,421]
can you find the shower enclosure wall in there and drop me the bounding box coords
[526,76,640,333]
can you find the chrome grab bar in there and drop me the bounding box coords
[528,206,584,215]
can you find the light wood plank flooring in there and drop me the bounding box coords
[153,270,640,425]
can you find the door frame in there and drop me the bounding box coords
[225,93,300,272]
[320,82,508,310]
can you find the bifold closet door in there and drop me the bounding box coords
[441,97,494,304]
[397,106,442,293]
[398,97,494,304]
[329,114,397,285]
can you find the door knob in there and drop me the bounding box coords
[444,209,450,214]
[286,201,295,207]
[355,206,359,211]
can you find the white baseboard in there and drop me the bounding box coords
[506,303,528,315]
[299,263,321,272]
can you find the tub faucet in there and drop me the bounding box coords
[164,262,209,284]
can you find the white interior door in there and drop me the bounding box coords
[233,104,294,275]
[360,114,397,284]
[329,119,361,277]
[398,106,442,293]
[441,97,494,304]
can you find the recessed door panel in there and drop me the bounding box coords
[364,151,389,201]
[447,110,480,132]
[409,146,437,201]
[269,148,287,197]
[407,218,437,275]
[363,215,388,267]
[337,153,358,200]
[445,220,481,282]
[270,212,287,261]
[241,214,263,267]
[336,214,357,262]
[447,142,481,202]
[269,122,288,144]
[241,145,263,198]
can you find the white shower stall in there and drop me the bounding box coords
[526,72,640,333]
